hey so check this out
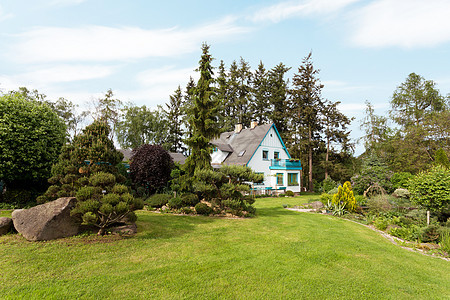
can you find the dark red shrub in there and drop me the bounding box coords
[130,144,174,194]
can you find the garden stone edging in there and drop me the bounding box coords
[0,217,13,235]
[285,207,449,261]
[12,197,80,241]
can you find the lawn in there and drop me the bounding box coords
[1,195,449,299]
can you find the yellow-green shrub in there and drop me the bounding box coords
[332,181,357,212]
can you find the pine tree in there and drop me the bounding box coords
[251,61,270,124]
[164,86,186,153]
[267,63,291,137]
[185,44,220,175]
[322,100,354,179]
[290,53,325,192]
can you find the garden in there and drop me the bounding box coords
[1,195,449,299]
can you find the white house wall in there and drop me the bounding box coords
[247,126,290,187]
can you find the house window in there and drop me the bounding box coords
[254,172,264,185]
[274,151,279,159]
[262,150,269,160]
[276,173,283,185]
[288,173,298,186]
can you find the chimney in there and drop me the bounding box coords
[235,123,243,134]
[250,121,258,129]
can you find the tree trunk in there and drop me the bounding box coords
[325,134,330,180]
[308,127,313,192]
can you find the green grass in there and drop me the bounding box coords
[1,196,449,299]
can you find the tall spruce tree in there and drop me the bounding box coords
[290,53,325,192]
[185,44,220,175]
[251,61,270,124]
[164,86,186,153]
[267,63,291,137]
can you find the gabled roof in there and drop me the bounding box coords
[211,123,273,165]
[118,149,186,164]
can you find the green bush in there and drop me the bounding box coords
[180,207,193,214]
[321,178,337,193]
[374,216,390,231]
[320,193,333,205]
[439,230,450,253]
[392,188,410,199]
[391,172,413,189]
[285,190,295,197]
[389,226,420,241]
[328,187,338,195]
[367,195,393,214]
[409,165,450,213]
[195,202,213,215]
[147,193,172,208]
[419,225,440,242]
[181,193,199,206]
[355,195,367,206]
[168,197,183,209]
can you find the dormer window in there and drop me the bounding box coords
[238,150,246,157]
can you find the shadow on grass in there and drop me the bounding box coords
[136,212,215,240]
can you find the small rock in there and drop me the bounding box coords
[310,201,324,209]
[109,223,137,235]
[0,217,13,235]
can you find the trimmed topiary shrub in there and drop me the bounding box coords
[168,197,183,209]
[285,190,295,197]
[195,202,213,215]
[181,193,199,207]
[147,193,172,208]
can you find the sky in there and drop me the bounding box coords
[1,0,450,155]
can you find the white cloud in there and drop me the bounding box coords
[17,65,116,84]
[136,66,198,87]
[251,0,359,23]
[351,0,450,48]
[11,17,250,63]
[0,5,14,21]
[48,0,87,6]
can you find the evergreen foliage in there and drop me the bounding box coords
[351,154,394,195]
[37,120,124,204]
[332,181,357,212]
[289,53,325,192]
[70,171,143,235]
[184,44,220,175]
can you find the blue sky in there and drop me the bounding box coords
[1,0,450,154]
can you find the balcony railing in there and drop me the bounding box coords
[270,159,301,169]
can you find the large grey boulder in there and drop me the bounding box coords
[12,197,80,241]
[0,217,13,235]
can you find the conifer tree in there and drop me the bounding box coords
[164,86,186,153]
[185,44,220,175]
[267,63,291,137]
[290,53,325,192]
[322,100,354,179]
[251,61,270,124]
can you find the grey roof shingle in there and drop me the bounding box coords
[211,123,272,165]
[118,149,186,164]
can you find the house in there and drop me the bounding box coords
[211,122,302,194]
[118,149,186,165]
